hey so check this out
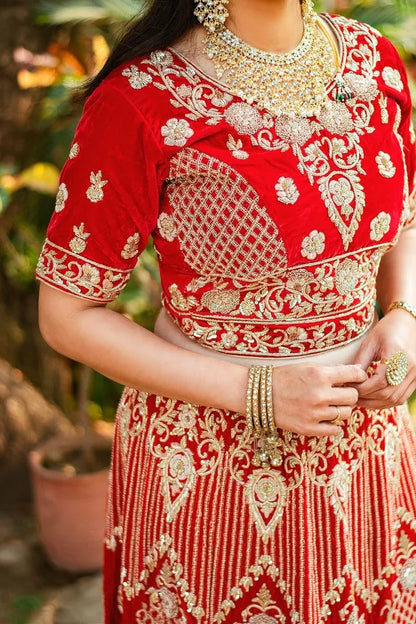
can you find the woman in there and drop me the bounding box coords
[36,0,416,621]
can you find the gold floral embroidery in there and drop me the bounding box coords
[162,246,386,355]
[376,151,396,178]
[224,102,264,136]
[121,64,153,89]
[36,239,131,301]
[157,212,177,241]
[69,223,90,254]
[317,101,354,134]
[382,66,404,91]
[300,230,325,260]
[274,115,314,145]
[275,177,299,205]
[227,134,249,160]
[55,183,68,213]
[86,170,108,203]
[121,232,140,259]
[161,118,194,147]
[370,211,391,241]
[69,142,79,159]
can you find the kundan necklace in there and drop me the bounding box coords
[194,0,351,118]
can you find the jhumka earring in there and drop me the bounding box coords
[194,0,229,33]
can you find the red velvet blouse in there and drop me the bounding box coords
[36,13,416,358]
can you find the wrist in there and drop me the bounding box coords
[385,300,416,323]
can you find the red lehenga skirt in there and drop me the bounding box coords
[103,387,416,623]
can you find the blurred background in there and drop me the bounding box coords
[0,0,415,622]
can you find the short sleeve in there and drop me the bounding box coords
[36,79,167,302]
[384,39,416,230]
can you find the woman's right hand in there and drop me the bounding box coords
[272,364,368,437]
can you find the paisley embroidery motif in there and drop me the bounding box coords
[55,183,68,213]
[376,151,396,178]
[159,445,196,522]
[69,142,79,159]
[245,470,288,543]
[121,233,140,259]
[275,177,299,205]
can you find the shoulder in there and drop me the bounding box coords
[323,13,411,102]
[322,11,402,62]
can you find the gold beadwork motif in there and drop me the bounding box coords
[161,118,194,147]
[121,232,140,260]
[86,170,108,203]
[69,142,79,159]
[382,66,404,91]
[376,151,396,178]
[69,223,90,254]
[121,64,153,90]
[300,230,325,260]
[370,212,391,241]
[55,183,68,213]
[275,177,300,205]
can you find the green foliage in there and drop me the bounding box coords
[37,0,149,24]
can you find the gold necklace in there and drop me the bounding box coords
[203,12,346,118]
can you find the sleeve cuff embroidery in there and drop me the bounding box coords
[36,239,132,302]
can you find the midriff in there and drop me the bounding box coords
[153,307,379,369]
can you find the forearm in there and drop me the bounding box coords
[39,286,248,414]
[376,227,416,313]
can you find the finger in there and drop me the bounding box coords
[328,365,368,385]
[356,365,389,396]
[320,404,351,422]
[351,338,379,372]
[329,387,359,406]
[315,422,343,437]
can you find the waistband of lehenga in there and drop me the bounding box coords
[161,294,377,358]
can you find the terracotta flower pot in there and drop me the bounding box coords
[28,433,112,573]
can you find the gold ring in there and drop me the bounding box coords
[381,351,408,386]
[330,406,342,425]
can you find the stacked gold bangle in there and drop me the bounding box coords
[246,365,282,469]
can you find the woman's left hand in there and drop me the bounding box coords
[351,309,416,408]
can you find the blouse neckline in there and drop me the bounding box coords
[168,12,347,105]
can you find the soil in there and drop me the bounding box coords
[41,446,112,476]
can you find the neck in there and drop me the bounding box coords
[226,0,306,53]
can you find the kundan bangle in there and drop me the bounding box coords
[245,365,282,468]
[386,300,416,322]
